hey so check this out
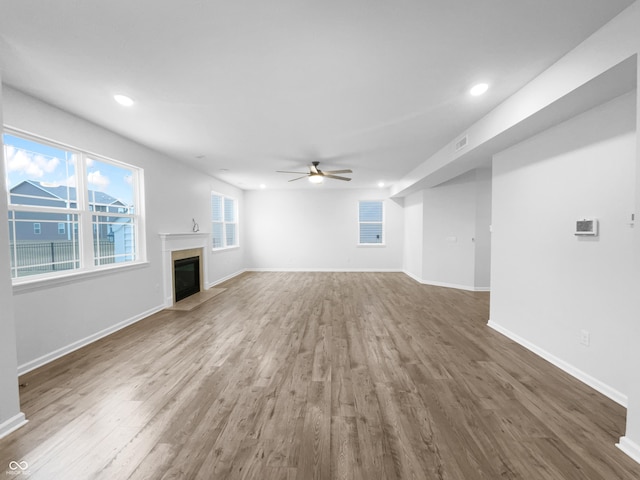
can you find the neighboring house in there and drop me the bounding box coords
[9,180,128,242]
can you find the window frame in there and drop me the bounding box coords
[3,127,146,283]
[211,191,239,251]
[358,200,385,246]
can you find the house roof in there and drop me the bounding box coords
[11,180,125,206]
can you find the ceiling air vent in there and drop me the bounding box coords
[455,135,468,152]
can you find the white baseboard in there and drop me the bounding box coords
[0,412,27,440]
[617,436,640,465]
[18,269,245,376]
[206,269,246,288]
[246,268,403,273]
[17,304,166,376]
[403,270,490,292]
[403,270,423,284]
[487,320,627,407]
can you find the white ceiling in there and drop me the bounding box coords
[0,0,634,190]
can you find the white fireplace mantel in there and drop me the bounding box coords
[159,233,210,307]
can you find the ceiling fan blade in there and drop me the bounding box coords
[288,175,309,182]
[322,169,352,175]
[277,170,308,174]
[323,174,352,181]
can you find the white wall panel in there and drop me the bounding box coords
[490,92,636,402]
[244,188,403,271]
[0,78,26,438]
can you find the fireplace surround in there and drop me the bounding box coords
[159,233,209,306]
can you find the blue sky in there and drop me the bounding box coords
[4,134,135,206]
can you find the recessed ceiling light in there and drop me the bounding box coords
[259,184,266,189]
[378,181,385,188]
[113,94,134,107]
[469,83,489,96]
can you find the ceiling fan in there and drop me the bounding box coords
[277,161,352,183]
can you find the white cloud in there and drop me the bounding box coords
[87,170,110,189]
[65,174,76,187]
[124,174,133,185]
[6,147,60,178]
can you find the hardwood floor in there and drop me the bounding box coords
[2,272,639,479]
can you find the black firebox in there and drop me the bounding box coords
[174,256,200,302]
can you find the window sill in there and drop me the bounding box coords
[357,243,386,248]
[211,245,240,253]
[12,261,150,295]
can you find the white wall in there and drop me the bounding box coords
[422,170,478,289]
[3,87,245,372]
[620,58,640,462]
[244,188,403,271]
[402,168,491,290]
[474,168,492,287]
[0,79,26,438]
[490,91,637,405]
[402,190,424,280]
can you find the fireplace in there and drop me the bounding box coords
[159,233,209,307]
[170,247,203,303]
[174,256,200,302]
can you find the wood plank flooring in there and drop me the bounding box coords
[1,272,639,479]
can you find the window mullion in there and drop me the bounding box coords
[77,153,94,268]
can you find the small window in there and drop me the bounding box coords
[58,222,65,235]
[358,200,384,245]
[33,223,41,235]
[212,192,238,250]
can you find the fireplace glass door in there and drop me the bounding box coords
[174,256,200,302]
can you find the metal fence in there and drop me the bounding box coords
[9,240,115,276]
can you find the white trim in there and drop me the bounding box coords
[420,279,489,292]
[159,232,210,307]
[12,261,149,294]
[358,199,385,245]
[402,270,490,292]
[0,413,27,440]
[474,286,491,292]
[246,268,403,273]
[15,267,244,376]
[206,269,246,288]
[616,436,640,465]
[17,304,165,375]
[5,128,146,281]
[211,192,239,250]
[403,270,423,283]
[487,320,627,407]
[211,245,240,253]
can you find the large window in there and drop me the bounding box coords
[358,200,384,245]
[3,130,144,280]
[211,192,238,249]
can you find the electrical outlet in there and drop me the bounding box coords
[580,329,590,347]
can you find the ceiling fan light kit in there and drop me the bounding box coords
[277,161,353,184]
